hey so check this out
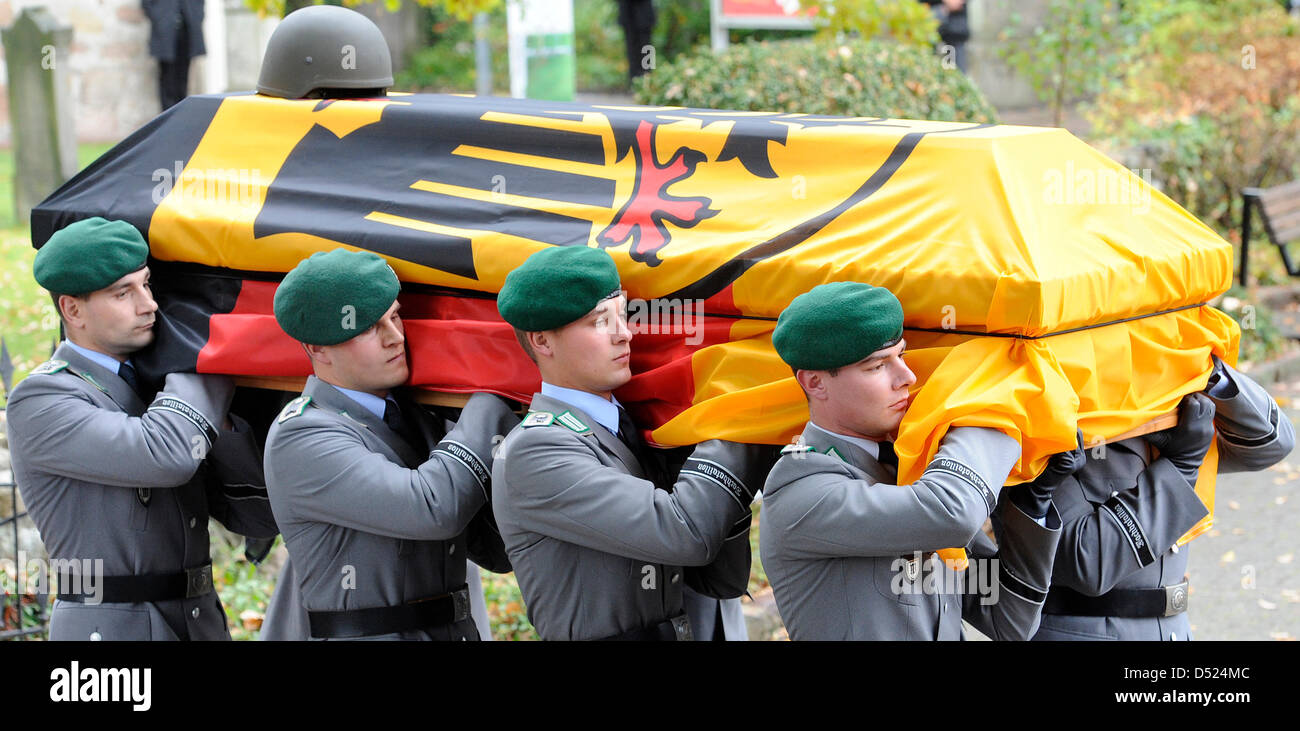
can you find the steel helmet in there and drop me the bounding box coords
[257,5,394,99]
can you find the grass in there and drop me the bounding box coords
[0,141,116,405]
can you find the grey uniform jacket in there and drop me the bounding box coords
[1034,359,1294,641]
[6,343,276,640]
[262,376,515,640]
[761,425,1062,641]
[493,392,767,641]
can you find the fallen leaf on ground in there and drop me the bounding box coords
[1220,550,1236,564]
[1279,553,1295,564]
[1259,599,1278,610]
[1228,500,1241,510]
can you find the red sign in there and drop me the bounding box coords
[720,0,817,18]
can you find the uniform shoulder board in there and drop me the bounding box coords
[277,396,313,423]
[554,410,591,434]
[780,443,814,455]
[29,359,69,376]
[521,411,556,428]
[824,446,846,462]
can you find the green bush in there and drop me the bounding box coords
[634,38,997,122]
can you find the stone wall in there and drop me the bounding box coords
[0,0,157,145]
[0,0,420,148]
[0,0,283,147]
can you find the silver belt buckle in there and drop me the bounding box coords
[451,588,471,622]
[670,614,694,642]
[185,564,214,599]
[1164,581,1189,617]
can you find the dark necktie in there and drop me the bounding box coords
[877,440,898,470]
[383,398,423,454]
[616,407,647,464]
[617,407,674,492]
[118,361,146,400]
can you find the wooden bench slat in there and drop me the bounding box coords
[1265,207,1300,238]
[1261,191,1300,220]
[1273,224,1300,245]
[1260,179,1300,205]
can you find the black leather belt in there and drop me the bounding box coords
[598,614,693,641]
[308,586,471,639]
[57,563,214,604]
[1043,578,1189,618]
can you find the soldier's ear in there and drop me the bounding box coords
[527,330,554,359]
[303,342,332,366]
[58,294,86,331]
[797,369,830,402]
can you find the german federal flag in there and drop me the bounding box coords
[32,92,1238,554]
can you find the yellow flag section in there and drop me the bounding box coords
[142,94,1235,551]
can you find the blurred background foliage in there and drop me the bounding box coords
[810,0,939,45]
[635,38,997,122]
[396,0,631,93]
[1088,0,1300,254]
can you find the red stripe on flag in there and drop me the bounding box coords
[197,279,735,428]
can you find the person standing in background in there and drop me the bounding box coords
[144,0,206,110]
[923,0,969,72]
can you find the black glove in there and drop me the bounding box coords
[1009,429,1085,519]
[243,536,276,565]
[1142,392,1216,485]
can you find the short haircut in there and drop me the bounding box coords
[49,291,84,323]
[513,327,538,363]
[793,365,840,401]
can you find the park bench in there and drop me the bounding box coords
[1241,180,1300,286]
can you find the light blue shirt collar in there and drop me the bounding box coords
[540,382,622,436]
[63,340,127,376]
[807,421,882,461]
[332,385,392,421]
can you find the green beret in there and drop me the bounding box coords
[497,247,622,331]
[34,217,149,295]
[274,249,400,345]
[773,281,905,370]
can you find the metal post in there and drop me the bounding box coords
[710,0,729,52]
[474,12,493,96]
[1241,191,1253,288]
